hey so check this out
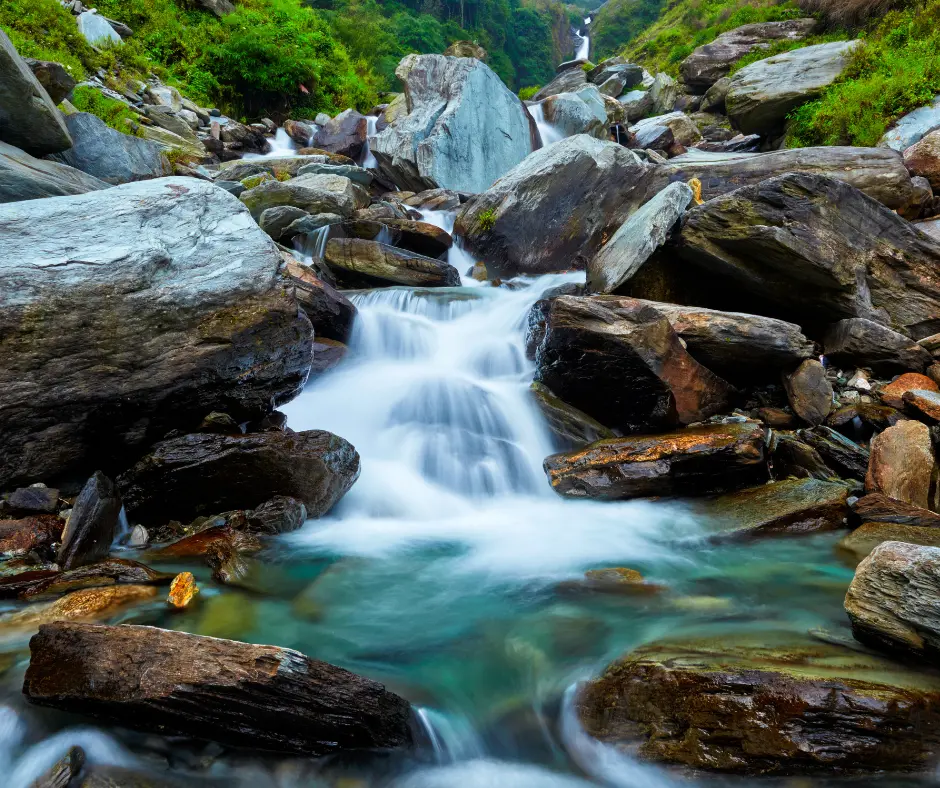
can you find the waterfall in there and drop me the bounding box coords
[575,16,591,61]
[243,127,298,160]
[528,102,563,147]
[414,207,482,279]
[293,224,333,265]
[360,115,379,169]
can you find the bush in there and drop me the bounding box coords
[518,85,540,100]
[0,0,99,80]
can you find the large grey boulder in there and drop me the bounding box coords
[680,19,817,93]
[532,65,587,101]
[0,30,72,156]
[587,182,693,294]
[0,178,314,488]
[49,113,171,185]
[0,140,108,203]
[76,11,122,46]
[679,173,940,339]
[656,146,913,211]
[726,41,859,134]
[534,85,609,140]
[619,89,653,122]
[880,96,940,152]
[239,173,368,220]
[630,112,702,147]
[372,54,536,193]
[454,135,657,277]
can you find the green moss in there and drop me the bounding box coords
[71,85,142,135]
[518,85,540,100]
[478,208,497,231]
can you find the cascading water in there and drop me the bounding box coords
[360,115,379,169]
[243,126,298,159]
[529,101,564,147]
[575,16,591,61]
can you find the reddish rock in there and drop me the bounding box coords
[880,372,939,408]
[904,130,940,190]
[756,407,796,428]
[148,525,262,561]
[312,109,369,159]
[784,359,833,425]
[852,493,940,528]
[0,515,61,556]
[283,256,357,342]
[903,388,940,421]
[865,421,937,509]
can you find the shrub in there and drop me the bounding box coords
[518,86,540,100]
[0,0,99,80]
[478,208,497,231]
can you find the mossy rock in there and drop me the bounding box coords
[241,172,276,190]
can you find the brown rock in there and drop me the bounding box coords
[853,493,940,528]
[560,567,663,596]
[823,317,933,374]
[904,129,940,190]
[879,372,938,408]
[10,558,171,600]
[903,388,940,421]
[0,515,61,556]
[341,218,452,259]
[23,622,415,755]
[312,109,369,159]
[928,362,940,386]
[167,572,198,609]
[1,585,158,630]
[544,422,767,500]
[837,522,940,563]
[282,256,356,343]
[827,404,907,433]
[247,496,308,535]
[865,420,937,509]
[311,338,348,374]
[148,525,262,561]
[324,237,460,288]
[57,471,122,571]
[784,359,833,425]
[756,407,796,428]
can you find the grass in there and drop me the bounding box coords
[518,86,540,100]
[478,208,497,231]
[70,86,142,134]
[0,0,100,80]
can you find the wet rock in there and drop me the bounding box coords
[756,407,797,429]
[865,420,937,509]
[1,558,170,600]
[0,178,313,488]
[148,525,261,561]
[119,430,360,526]
[283,118,316,146]
[341,218,452,258]
[783,360,833,426]
[534,296,732,433]
[529,382,616,450]
[576,631,940,773]
[0,515,62,557]
[25,59,75,105]
[535,86,609,140]
[561,567,662,596]
[310,337,347,374]
[0,30,71,156]
[853,493,940,528]
[587,183,692,294]
[798,426,869,481]
[769,432,835,481]
[879,372,939,408]
[246,496,307,535]
[680,173,939,337]
[693,478,849,540]
[0,139,109,203]
[6,486,58,514]
[56,472,121,571]
[726,41,859,135]
[282,257,356,342]
[903,388,940,421]
[628,122,673,151]
[838,522,940,563]
[403,188,461,212]
[240,173,367,221]
[658,146,913,211]
[544,422,766,500]
[679,19,817,93]
[846,540,940,660]
[30,744,84,788]
[197,411,240,434]
[323,238,460,288]
[167,572,198,609]
[373,54,536,193]
[824,318,933,374]
[312,109,369,159]
[455,135,657,277]
[259,206,310,240]
[24,622,415,755]
[2,585,158,631]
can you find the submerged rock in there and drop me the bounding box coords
[544,422,766,500]
[577,631,940,773]
[0,558,170,600]
[838,522,940,563]
[118,430,360,526]
[24,622,416,755]
[2,585,158,630]
[323,238,460,288]
[57,472,122,571]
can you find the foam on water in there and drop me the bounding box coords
[529,102,564,147]
[242,127,299,159]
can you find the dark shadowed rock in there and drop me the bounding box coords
[310,338,348,374]
[30,744,84,788]
[324,238,460,288]
[798,426,869,481]
[283,256,357,342]
[57,472,122,571]
[25,59,76,105]
[680,173,940,338]
[23,622,415,756]
[530,382,616,450]
[853,493,940,528]
[577,631,940,773]
[0,140,108,203]
[0,179,313,488]
[784,360,833,426]
[312,109,369,159]
[342,218,452,258]
[838,523,940,563]
[0,558,170,600]
[247,496,308,535]
[544,422,766,500]
[6,486,58,514]
[534,296,733,433]
[824,318,933,374]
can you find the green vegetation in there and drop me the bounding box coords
[0,0,99,80]
[590,0,666,62]
[478,208,497,231]
[518,86,540,100]
[70,85,142,133]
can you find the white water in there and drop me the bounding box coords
[360,115,379,169]
[576,17,591,61]
[529,102,564,147]
[243,127,299,159]
[414,207,482,280]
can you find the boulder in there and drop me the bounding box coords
[259,206,310,240]
[57,472,122,571]
[454,135,657,277]
[535,85,609,140]
[283,119,316,146]
[846,541,940,660]
[798,426,869,480]
[534,295,733,433]
[137,125,206,160]
[865,420,937,509]
[680,19,817,93]
[240,173,367,220]
[529,382,615,450]
[629,112,702,147]
[220,154,353,182]
[144,106,201,143]
[679,173,940,338]
[824,318,933,374]
[23,622,415,755]
[588,58,642,89]
[323,238,460,288]
[196,0,235,16]
[903,129,940,189]
[76,11,122,46]
[312,109,369,159]
[443,41,487,59]
[145,84,183,112]
[341,218,452,258]
[282,257,357,342]
[726,41,859,135]
[903,388,940,421]
[372,54,536,193]
[853,493,940,528]
[700,77,731,113]
[0,30,72,156]
[0,558,169,600]
[0,140,108,203]
[838,522,940,563]
[403,188,461,211]
[532,66,587,101]
[49,113,171,185]
[657,146,914,211]
[880,95,940,152]
[619,89,653,122]
[576,632,940,773]
[0,178,313,488]
[246,496,307,535]
[25,59,76,105]
[587,182,692,293]
[6,486,59,515]
[118,429,360,526]
[649,73,678,115]
[692,478,849,540]
[784,360,833,426]
[879,372,939,408]
[628,122,673,151]
[0,515,62,557]
[297,162,373,187]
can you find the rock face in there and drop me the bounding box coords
[679,173,940,339]
[323,238,460,288]
[58,473,122,571]
[838,522,940,563]
[544,422,766,500]
[577,632,940,774]
[0,30,72,156]
[0,178,313,488]
[680,19,817,93]
[50,113,171,185]
[865,420,937,509]
[824,318,933,374]
[534,296,733,433]
[880,96,940,151]
[455,136,656,277]
[0,140,108,203]
[587,182,692,294]
[530,382,615,450]
[372,54,536,193]
[726,41,859,134]
[846,541,940,660]
[25,59,76,105]
[658,147,913,211]
[24,622,415,756]
[118,430,360,526]
[312,109,369,159]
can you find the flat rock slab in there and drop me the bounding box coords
[544,422,767,500]
[838,522,940,563]
[853,493,940,528]
[23,622,415,756]
[240,173,367,220]
[324,237,460,288]
[576,631,940,773]
[0,139,108,203]
[903,388,940,420]
[824,317,933,374]
[879,372,939,408]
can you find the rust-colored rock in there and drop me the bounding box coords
[880,372,939,408]
[0,514,61,556]
[784,359,833,426]
[865,420,937,509]
[544,422,766,500]
[904,129,940,190]
[853,493,940,528]
[148,525,262,561]
[1,585,158,630]
[903,388,940,420]
[23,622,416,756]
[560,567,664,596]
[167,572,198,609]
[3,558,171,600]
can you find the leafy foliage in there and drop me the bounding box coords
[0,0,99,80]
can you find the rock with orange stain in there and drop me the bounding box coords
[879,372,939,408]
[865,420,937,509]
[0,514,62,557]
[167,572,198,609]
[544,421,767,500]
[0,585,158,631]
[147,525,262,561]
[784,359,832,426]
[903,388,940,421]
